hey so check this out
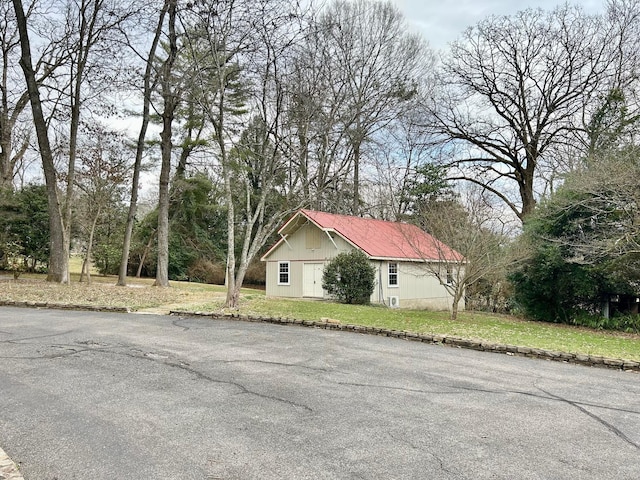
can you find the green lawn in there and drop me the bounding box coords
[224,296,640,362]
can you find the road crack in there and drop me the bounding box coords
[223,359,330,372]
[111,348,315,413]
[0,330,75,344]
[537,387,640,451]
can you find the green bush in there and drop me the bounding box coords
[322,250,375,305]
[509,243,604,323]
[94,243,123,276]
[571,313,640,334]
[0,185,50,272]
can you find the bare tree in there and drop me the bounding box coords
[431,5,613,221]
[179,0,247,305]
[365,105,438,220]
[0,0,30,192]
[296,0,429,215]
[55,0,135,283]
[180,0,308,307]
[592,0,640,152]
[606,0,640,100]
[154,0,179,288]
[75,124,129,283]
[117,0,170,286]
[12,0,69,282]
[410,189,515,320]
[282,19,352,212]
[274,0,431,215]
[13,0,138,282]
[1,1,71,191]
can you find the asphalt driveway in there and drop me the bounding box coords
[0,306,639,479]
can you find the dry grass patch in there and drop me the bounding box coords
[0,276,228,313]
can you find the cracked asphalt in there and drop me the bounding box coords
[0,306,639,479]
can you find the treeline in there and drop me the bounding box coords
[1,0,640,325]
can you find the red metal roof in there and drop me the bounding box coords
[264,209,463,262]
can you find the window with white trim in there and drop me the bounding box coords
[388,262,398,287]
[278,261,290,285]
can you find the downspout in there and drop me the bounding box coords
[379,261,385,305]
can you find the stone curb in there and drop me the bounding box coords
[0,446,24,480]
[0,300,130,314]
[170,310,640,373]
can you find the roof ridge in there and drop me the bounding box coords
[301,208,413,226]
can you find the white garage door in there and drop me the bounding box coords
[303,263,325,298]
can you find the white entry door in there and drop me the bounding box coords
[303,263,325,298]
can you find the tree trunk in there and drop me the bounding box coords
[63,59,84,285]
[117,0,170,286]
[519,162,537,219]
[352,144,359,215]
[1,29,30,192]
[450,292,460,321]
[154,0,178,288]
[12,0,69,283]
[0,75,12,190]
[0,129,14,191]
[155,118,172,288]
[64,99,80,285]
[79,205,100,284]
[224,169,237,307]
[227,262,250,310]
[136,257,144,278]
[449,280,466,321]
[80,256,89,283]
[136,230,155,278]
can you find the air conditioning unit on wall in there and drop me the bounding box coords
[388,296,400,308]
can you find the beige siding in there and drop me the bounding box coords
[370,261,465,312]
[264,224,351,298]
[305,227,322,249]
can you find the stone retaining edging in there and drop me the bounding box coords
[170,310,640,373]
[0,300,130,314]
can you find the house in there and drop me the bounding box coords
[260,209,465,310]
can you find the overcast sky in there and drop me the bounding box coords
[390,0,606,49]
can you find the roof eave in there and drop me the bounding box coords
[368,256,467,263]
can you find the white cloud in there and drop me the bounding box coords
[391,0,605,49]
